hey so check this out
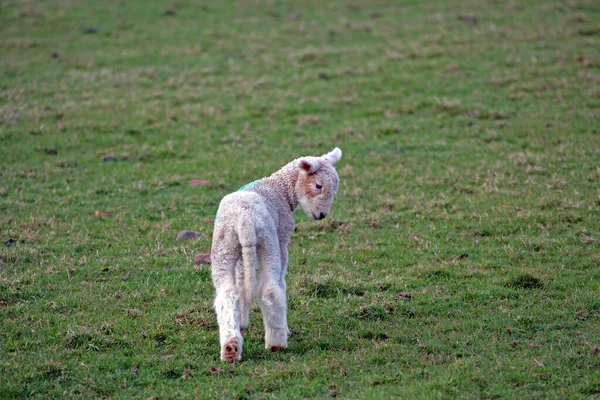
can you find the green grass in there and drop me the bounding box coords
[1,0,599,398]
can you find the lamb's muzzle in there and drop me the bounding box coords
[210,147,342,362]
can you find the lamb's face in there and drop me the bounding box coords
[295,148,342,221]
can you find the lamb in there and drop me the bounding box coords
[211,148,342,362]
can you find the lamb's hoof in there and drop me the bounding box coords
[269,345,287,352]
[221,341,241,363]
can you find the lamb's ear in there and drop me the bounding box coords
[322,147,342,166]
[296,158,317,174]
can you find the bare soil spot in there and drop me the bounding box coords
[188,179,210,187]
[176,230,202,241]
[458,14,478,25]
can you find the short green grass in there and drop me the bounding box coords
[1,0,599,398]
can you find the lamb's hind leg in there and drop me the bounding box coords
[214,282,244,362]
[258,280,288,350]
[257,247,288,351]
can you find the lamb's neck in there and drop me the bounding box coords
[263,163,299,213]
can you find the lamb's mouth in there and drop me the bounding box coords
[311,212,326,220]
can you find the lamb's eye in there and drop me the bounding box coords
[316,184,322,190]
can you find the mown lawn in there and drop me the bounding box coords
[1,0,599,398]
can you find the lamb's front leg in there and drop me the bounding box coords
[214,283,244,362]
[278,237,291,336]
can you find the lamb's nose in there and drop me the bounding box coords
[318,212,326,220]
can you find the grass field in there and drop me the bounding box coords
[1,0,599,398]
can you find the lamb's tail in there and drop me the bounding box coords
[241,245,257,309]
[236,214,257,325]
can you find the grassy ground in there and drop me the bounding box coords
[1,0,599,398]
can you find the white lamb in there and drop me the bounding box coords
[211,148,342,362]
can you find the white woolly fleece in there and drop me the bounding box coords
[210,148,342,362]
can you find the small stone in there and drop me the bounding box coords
[194,254,211,265]
[176,231,202,241]
[121,272,131,281]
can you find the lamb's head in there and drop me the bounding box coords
[295,147,342,221]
